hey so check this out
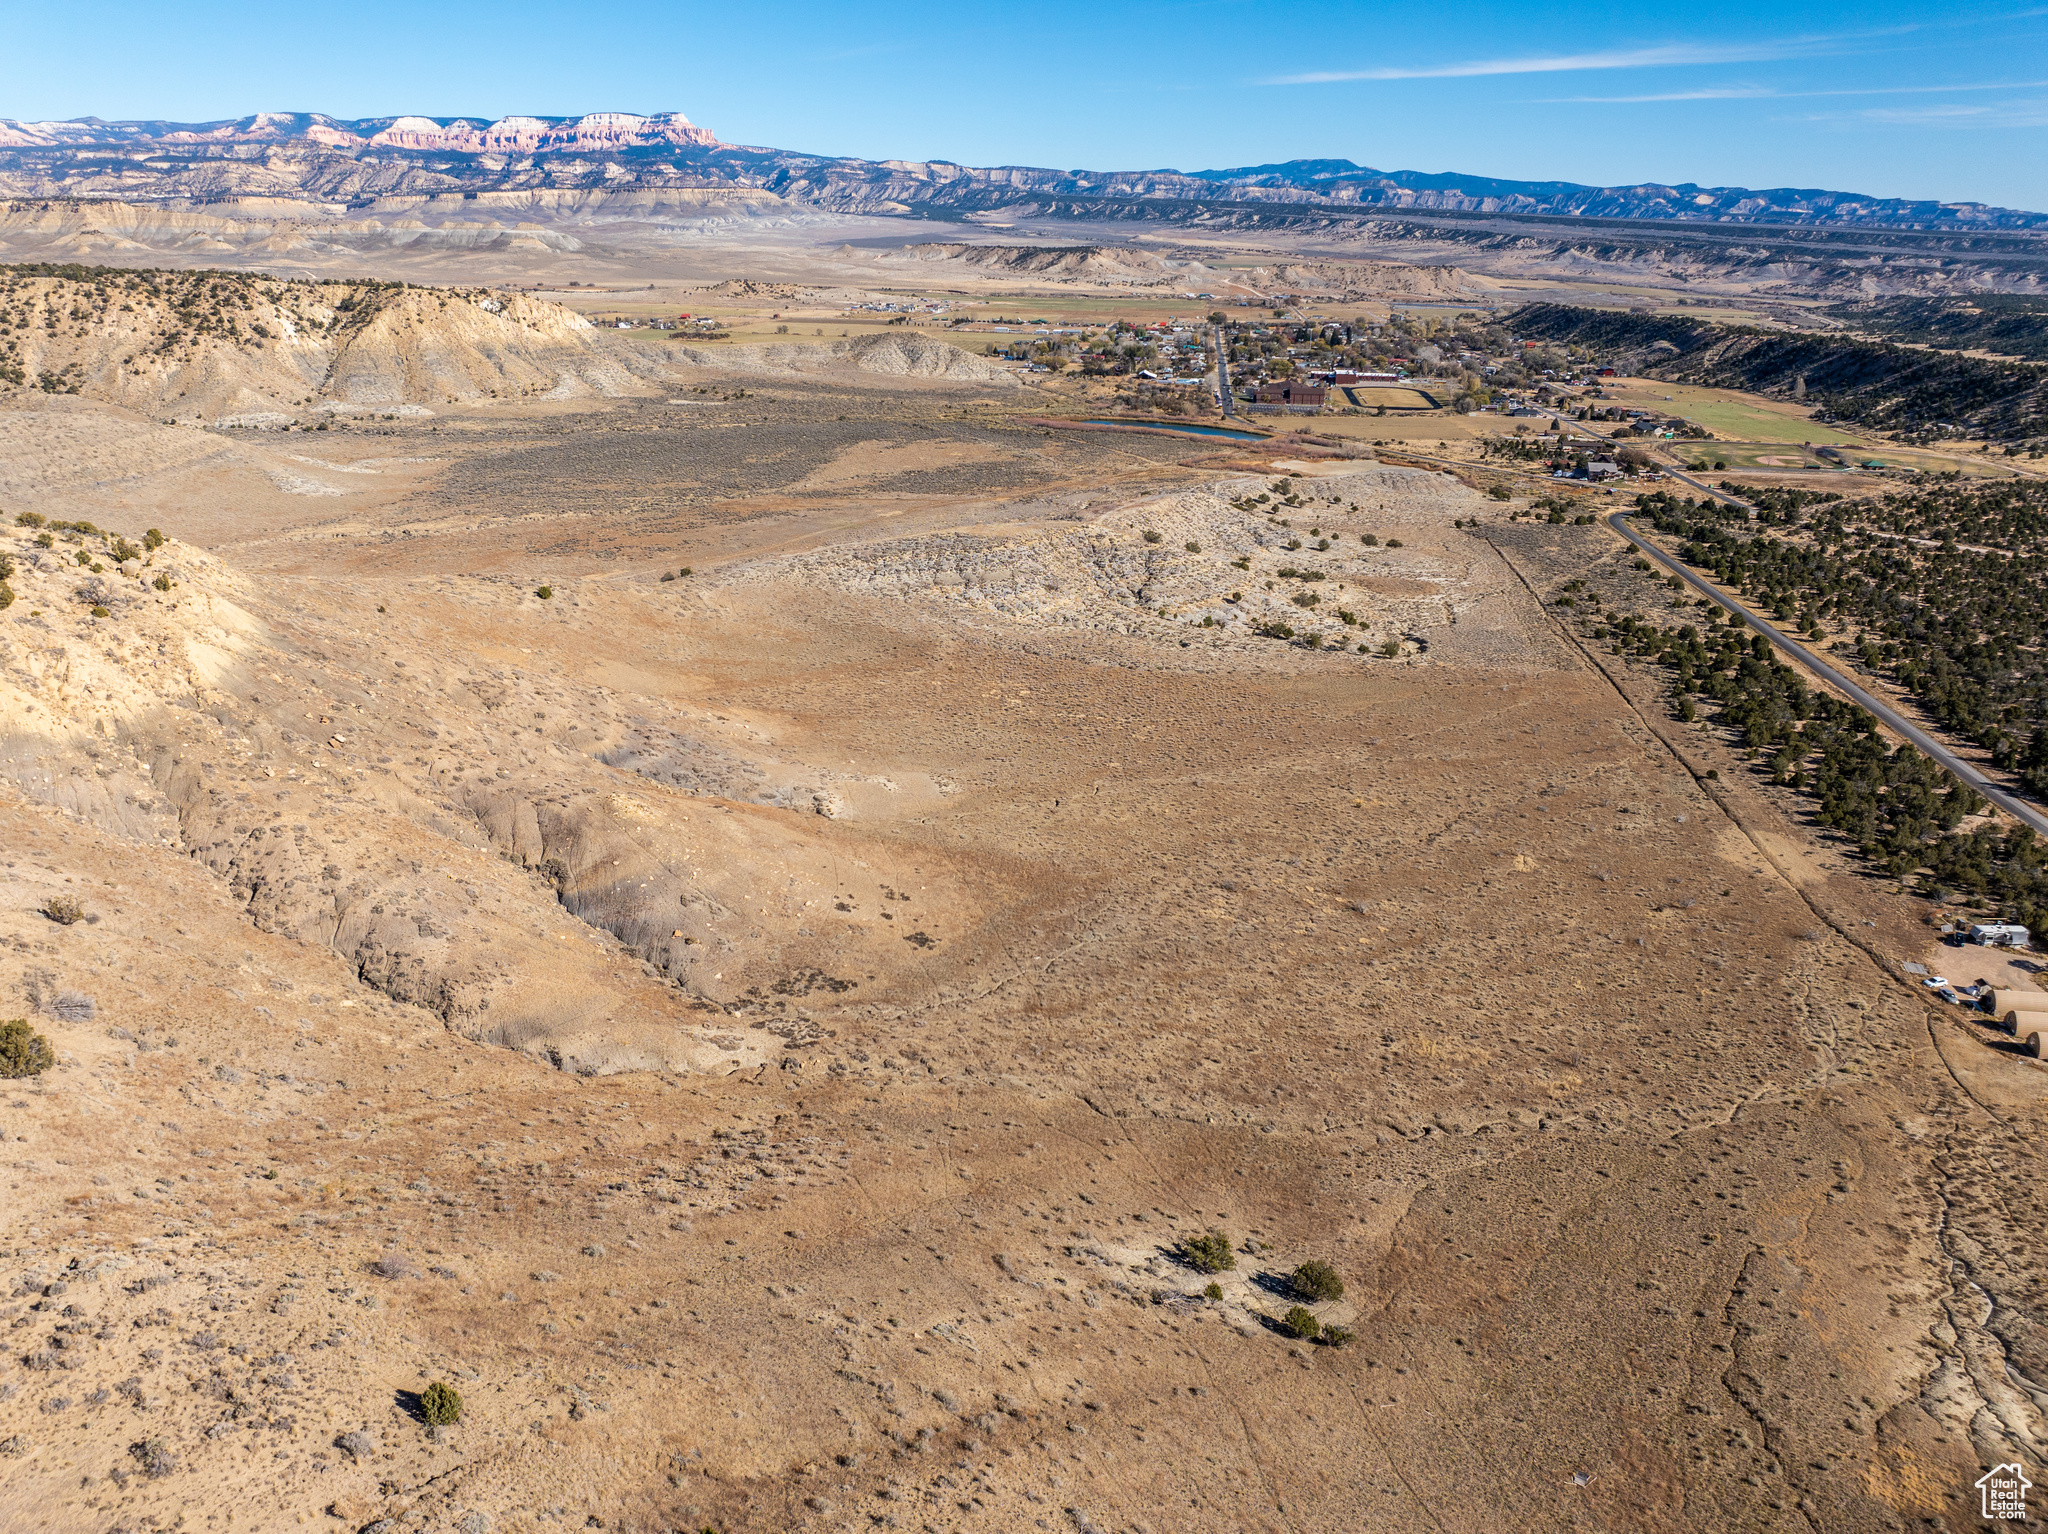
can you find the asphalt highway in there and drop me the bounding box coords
[1605,509,2048,838]
[1214,325,1237,418]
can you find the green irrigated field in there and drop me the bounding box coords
[1679,400,1862,444]
[1598,378,1863,444]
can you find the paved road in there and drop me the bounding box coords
[1527,404,1753,508]
[1655,462,1752,508]
[1605,509,2048,838]
[1339,415,2048,831]
[1213,325,1237,418]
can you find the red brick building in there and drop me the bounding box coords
[1252,382,1326,407]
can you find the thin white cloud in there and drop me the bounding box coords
[1266,15,1999,85]
[1854,100,2048,126]
[1269,42,1805,83]
[1544,87,1776,102]
[1546,77,2048,104]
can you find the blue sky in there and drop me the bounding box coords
[11,0,2048,209]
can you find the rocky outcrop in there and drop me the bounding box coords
[0,267,663,421]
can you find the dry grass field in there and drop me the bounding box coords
[0,252,2042,1534]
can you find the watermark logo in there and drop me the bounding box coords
[1977,1463,2031,1521]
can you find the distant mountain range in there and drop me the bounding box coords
[0,111,717,153]
[0,111,2040,232]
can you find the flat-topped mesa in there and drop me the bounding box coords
[0,110,719,153]
[350,112,718,153]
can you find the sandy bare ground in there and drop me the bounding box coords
[0,333,2041,1534]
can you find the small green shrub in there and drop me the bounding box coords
[0,1020,55,1078]
[1291,1259,1344,1302]
[535,586,554,600]
[90,605,110,618]
[0,581,12,611]
[1487,485,1512,500]
[15,512,46,528]
[43,894,86,925]
[1184,541,1200,553]
[144,528,165,550]
[1319,1324,1354,1348]
[419,1380,463,1425]
[1386,538,1404,548]
[1142,530,1163,544]
[1361,533,1379,546]
[1280,1306,1321,1340]
[1178,1229,1237,1274]
[152,575,172,592]
[110,537,141,563]
[1202,1281,1223,1300]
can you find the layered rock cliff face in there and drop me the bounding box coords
[0,110,717,153]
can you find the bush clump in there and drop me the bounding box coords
[1178,1229,1237,1274]
[1141,530,1163,544]
[129,1436,178,1478]
[1280,1306,1321,1340]
[42,894,86,925]
[534,586,554,600]
[0,1020,54,1078]
[1319,1324,1354,1348]
[419,1380,463,1426]
[1291,1259,1345,1302]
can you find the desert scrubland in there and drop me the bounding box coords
[0,206,2042,1534]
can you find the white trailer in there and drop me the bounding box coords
[1969,922,2032,948]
